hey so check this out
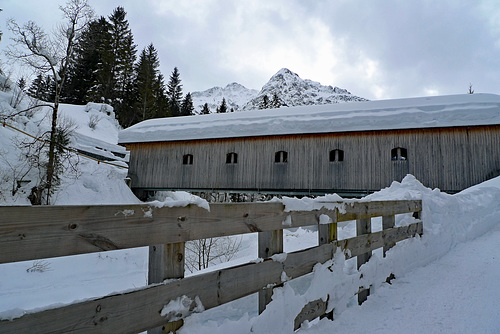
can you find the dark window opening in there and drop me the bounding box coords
[183,154,193,165]
[226,152,238,164]
[275,151,288,163]
[391,147,407,161]
[329,149,344,162]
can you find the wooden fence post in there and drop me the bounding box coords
[382,215,396,257]
[318,213,337,245]
[258,229,283,313]
[356,218,371,304]
[148,242,185,334]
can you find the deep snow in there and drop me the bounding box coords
[2,175,500,333]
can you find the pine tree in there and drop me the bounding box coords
[63,16,111,104]
[201,103,210,115]
[271,92,282,108]
[259,95,269,109]
[133,43,161,124]
[153,73,169,118]
[27,74,46,100]
[167,67,183,116]
[217,97,228,113]
[180,92,194,116]
[86,7,136,126]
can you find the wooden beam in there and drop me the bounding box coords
[0,203,284,264]
[336,221,422,259]
[147,242,185,334]
[356,218,371,304]
[294,298,328,330]
[337,200,422,222]
[318,213,337,245]
[0,201,421,264]
[382,215,396,256]
[258,229,283,313]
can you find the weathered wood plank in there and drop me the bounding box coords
[356,217,371,304]
[337,200,422,222]
[0,202,284,264]
[382,215,396,256]
[294,299,328,330]
[258,229,284,313]
[0,201,421,264]
[336,221,423,259]
[318,212,337,245]
[147,242,185,334]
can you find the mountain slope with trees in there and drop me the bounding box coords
[191,68,367,114]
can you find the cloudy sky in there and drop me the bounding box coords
[2,0,500,100]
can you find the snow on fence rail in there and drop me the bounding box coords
[0,200,422,333]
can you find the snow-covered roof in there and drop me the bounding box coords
[118,93,500,144]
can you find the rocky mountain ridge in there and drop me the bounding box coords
[191,68,367,114]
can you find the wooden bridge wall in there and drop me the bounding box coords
[125,125,500,194]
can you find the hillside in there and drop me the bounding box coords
[0,83,137,205]
[190,68,367,113]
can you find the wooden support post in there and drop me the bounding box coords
[258,229,283,313]
[318,213,337,245]
[356,218,371,305]
[148,242,185,334]
[382,215,396,257]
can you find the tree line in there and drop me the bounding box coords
[25,6,194,128]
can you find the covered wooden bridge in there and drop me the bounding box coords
[119,93,500,198]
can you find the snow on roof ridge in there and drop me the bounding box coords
[118,93,500,144]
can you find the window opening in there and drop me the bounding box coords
[183,154,193,165]
[391,147,407,161]
[329,149,344,162]
[226,152,238,164]
[275,151,288,163]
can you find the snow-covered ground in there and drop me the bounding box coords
[1,82,500,332]
[1,175,500,333]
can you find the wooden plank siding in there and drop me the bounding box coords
[125,125,500,194]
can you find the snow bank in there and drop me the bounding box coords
[119,93,500,143]
[180,174,500,333]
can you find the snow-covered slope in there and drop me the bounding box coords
[191,82,259,114]
[0,82,135,205]
[190,68,366,113]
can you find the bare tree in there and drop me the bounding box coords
[185,236,242,272]
[6,0,93,204]
[468,83,474,94]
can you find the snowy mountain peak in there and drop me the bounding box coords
[191,68,367,113]
[191,83,258,114]
[242,68,367,110]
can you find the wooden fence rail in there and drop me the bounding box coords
[0,200,422,333]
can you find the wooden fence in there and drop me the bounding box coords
[0,200,422,333]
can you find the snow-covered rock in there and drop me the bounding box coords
[191,82,259,114]
[242,68,367,111]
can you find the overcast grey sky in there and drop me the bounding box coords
[2,0,500,100]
